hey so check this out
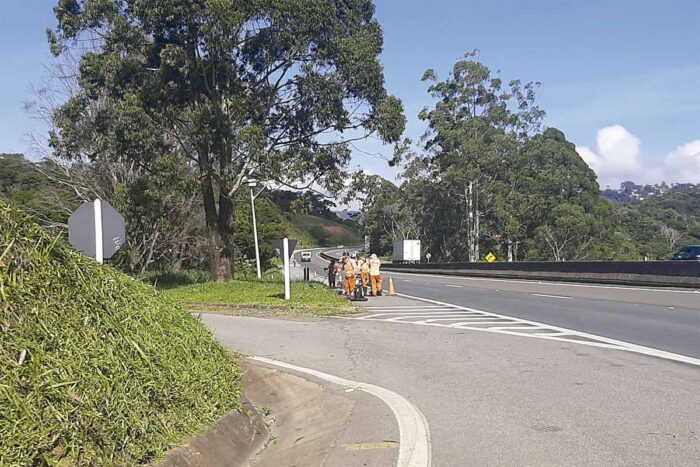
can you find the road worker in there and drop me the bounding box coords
[369,253,383,296]
[325,259,337,289]
[334,260,343,290]
[359,256,370,293]
[343,254,356,296]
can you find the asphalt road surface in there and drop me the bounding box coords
[305,248,700,360]
[205,248,700,466]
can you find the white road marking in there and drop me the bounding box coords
[342,294,700,367]
[249,356,431,467]
[531,293,573,300]
[444,285,463,288]
[394,292,700,367]
[386,271,700,294]
[365,306,449,310]
[387,314,481,321]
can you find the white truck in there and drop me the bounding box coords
[392,239,421,263]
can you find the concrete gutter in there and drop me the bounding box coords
[157,396,268,467]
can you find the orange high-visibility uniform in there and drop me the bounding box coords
[360,260,370,287]
[343,259,356,295]
[369,255,383,296]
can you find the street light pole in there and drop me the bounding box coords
[248,181,262,279]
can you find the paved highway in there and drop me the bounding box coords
[306,249,700,360]
[205,248,700,465]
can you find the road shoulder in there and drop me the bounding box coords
[242,360,400,467]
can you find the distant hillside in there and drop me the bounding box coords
[601,181,697,203]
[287,214,362,248]
[611,184,700,259]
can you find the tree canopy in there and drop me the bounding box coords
[49,0,404,280]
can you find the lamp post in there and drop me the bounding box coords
[247,179,262,279]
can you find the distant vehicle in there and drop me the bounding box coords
[393,239,421,263]
[300,251,312,262]
[670,245,700,261]
[337,245,344,249]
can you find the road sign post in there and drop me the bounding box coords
[272,238,296,300]
[69,199,125,263]
[94,199,103,263]
[283,238,291,300]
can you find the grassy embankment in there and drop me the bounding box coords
[0,201,242,466]
[159,276,355,317]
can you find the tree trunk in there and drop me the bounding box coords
[466,181,480,262]
[473,181,480,261]
[200,164,234,282]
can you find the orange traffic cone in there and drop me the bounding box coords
[388,277,396,296]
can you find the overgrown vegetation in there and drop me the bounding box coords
[0,201,242,466]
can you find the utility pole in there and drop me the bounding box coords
[248,180,262,279]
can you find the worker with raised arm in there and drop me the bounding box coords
[369,253,383,296]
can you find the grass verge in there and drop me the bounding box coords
[0,201,242,466]
[162,280,356,317]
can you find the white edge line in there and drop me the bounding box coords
[249,356,431,467]
[391,292,700,367]
[531,293,573,300]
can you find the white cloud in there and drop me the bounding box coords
[664,140,700,184]
[576,125,700,188]
[576,125,642,187]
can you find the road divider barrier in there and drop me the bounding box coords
[382,261,700,288]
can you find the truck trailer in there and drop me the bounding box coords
[393,239,421,263]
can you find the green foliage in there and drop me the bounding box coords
[136,269,213,290]
[0,201,241,466]
[612,185,700,259]
[234,196,287,271]
[49,0,405,280]
[358,54,642,262]
[0,154,79,227]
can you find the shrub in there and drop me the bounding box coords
[137,269,213,289]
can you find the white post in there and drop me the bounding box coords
[93,199,103,264]
[283,238,291,300]
[250,187,262,279]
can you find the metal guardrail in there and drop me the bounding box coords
[382,261,700,288]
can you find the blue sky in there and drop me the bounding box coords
[1,0,698,187]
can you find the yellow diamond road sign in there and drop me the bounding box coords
[485,252,496,263]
